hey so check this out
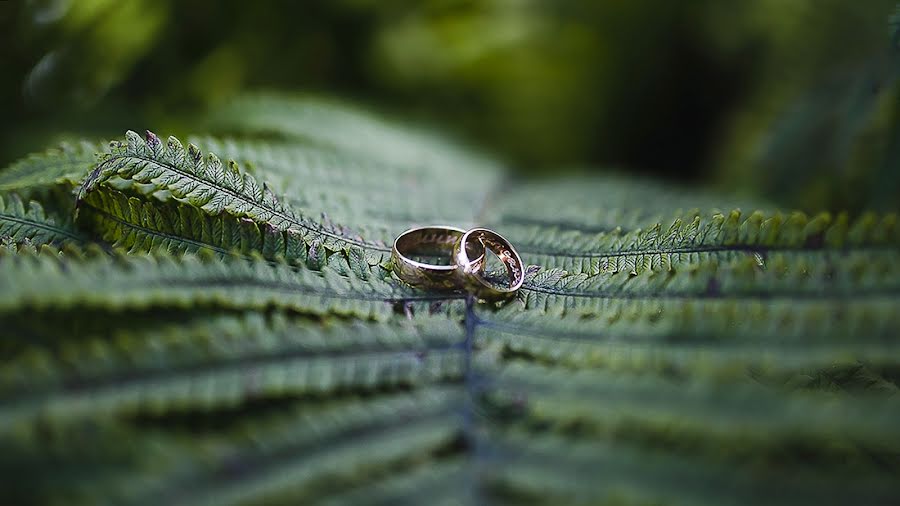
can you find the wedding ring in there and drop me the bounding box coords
[454,228,524,301]
[391,226,485,290]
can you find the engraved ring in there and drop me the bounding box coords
[453,227,524,301]
[391,226,485,291]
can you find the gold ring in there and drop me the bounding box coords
[391,226,485,290]
[454,228,524,301]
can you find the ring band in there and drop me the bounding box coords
[391,226,485,290]
[454,228,524,301]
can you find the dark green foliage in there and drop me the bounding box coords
[0,95,898,505]
[0,193,85,246]
[892,3,900,52]
[79,131,384,255]
[0,141,101,199]
[78,187,312,261]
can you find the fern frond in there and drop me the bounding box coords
[478,248,900,381]
[4,94,898,506]
[0,312,465,424]
[1,391,463,506]
[79,185,391,280]
[77,186,308,260]
[517,251,900,315]
[78,131,391,262]
[192,136,493,243]
[79,183,401,280]
[504,209,899,274]
[0,249,439,319]
[131,389,463,506]
[477,302,900,381]
[1,347,464,434]
[0,421,185,506]
[484,362,900,458]
[0,140,102,199]
[486,430,900,506]
[186,420,457,506]
[0,193,85,246]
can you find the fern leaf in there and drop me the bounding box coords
[0,313,465,427]
[77,186,314,261]
[78,186,399,277]
[0,249,443,319]
[486,430,899,506]
[517,251,900,315]
[78,131,391,262]
[485,361,900,456]
[504,209,899,275]
[130,390,463,506]
[502,251,900,378]
[192,136,494,244]
[0,140,102,199]
[477,301,900,382]
[0,193,85,246]
[1,391,463,506]
[0,421,183,506]
[185,421,457,506]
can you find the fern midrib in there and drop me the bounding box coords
[0,212,82,241]
[96,154,392,252]
[461,295,486,506]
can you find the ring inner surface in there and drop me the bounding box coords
[396,228,463,267]
[476,235,521,289]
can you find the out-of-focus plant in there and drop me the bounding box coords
[0,0,897,212]
[708,0,900,212]
[21,0,167,107]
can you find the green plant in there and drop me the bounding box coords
[0,95,898,506]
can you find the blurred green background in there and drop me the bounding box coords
[1,0,898,212]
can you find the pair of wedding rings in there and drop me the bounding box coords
[391,226,524,301]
